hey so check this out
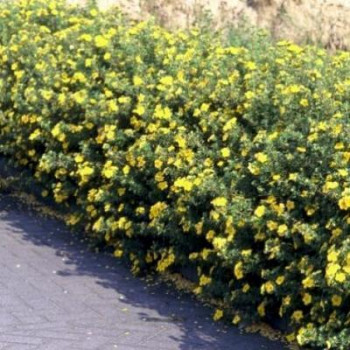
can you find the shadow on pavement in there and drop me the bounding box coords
[0,193,287,350]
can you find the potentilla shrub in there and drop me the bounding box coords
[2,1,350,348]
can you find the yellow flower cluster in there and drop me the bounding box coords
[2,1,350,348]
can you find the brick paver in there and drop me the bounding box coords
[0,194,286,350]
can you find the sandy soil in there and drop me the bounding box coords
[68,0,350,49]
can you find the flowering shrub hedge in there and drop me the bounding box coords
[2,0,350,348]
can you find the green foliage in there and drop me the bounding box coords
[1,1,350,348]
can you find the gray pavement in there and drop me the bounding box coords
[0,194,287,350]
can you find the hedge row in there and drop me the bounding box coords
[2,1,350,348]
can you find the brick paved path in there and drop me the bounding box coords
[0,194,286,350]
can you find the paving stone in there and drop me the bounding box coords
[0,335,42,345]
[0,194,287,349]
[2,344,39,350]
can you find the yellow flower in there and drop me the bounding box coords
[339,195,350,210]
[200,103,210,112]
[277,224,288,237]
[94,35,109,48]
[104,52,111,61]
[282,295,291,306]
[286,200,295,210]
[41,89,53,101]
[242,249,252,257]
[102,161,118,179]
[331,295,342,306]
[323,181,338,192]
[133,76,143,86]
[300,98,309,107]
[73,90,87,104]
[149,202,167,220]
[289,173,298,181]
[331,228,342,239]
[107,100,119,113]
[213,309,224,321]
[135,207,145,215]
[154,159,163,169]
[305,206,316,216]
[276,276,285,285]
[257,302,266,317]
[155,172,164,182]
[72,72,86,83]
[160,75,174,86]
[199,275,212,286]
[154,104,172,120]
[291,310,303,323]
[51,124,60,138]
[174,178,193,192]
[335,142,344,150]
[156,253,175,272]
[67,214,80,226]
[286,333,296,342]
[223,118,237,132]
[79,33,92,42]
[206,230,215,241]
[335,272,346,283]
[79,165,94,177]
[255,152,268,163]
[114,249,123,258]
[234,261,244,280]
[123,165,130,175]
[302,276,315,289]
[263,281,275,294]
[134,104,145,116]
[193,287,202,295]
[118,188,126,196]
[254,205,266,218]
[158,181,168,190]
[221,148,230,158]
[267,220,278,231]
[51,123,66,142]
[174,134,186,148]
[338,169,348,177]
[232,314,241,325]
[326,263,341,277]
[248,163,260,175]
[92,217,104,232]
[245,91,255,99]
[213,237,227,251]
[195,221,203,235]
[302,293,312,305]
[74,153,84,164]
[211,197,227,207]
[245,61,256,70]
[58,93,66,105]
[29,129,41,140]
[287,84,302,94]
[327,250,339,263]
[242,283,250,293]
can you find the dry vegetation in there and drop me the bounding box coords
[69,0,350,50]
